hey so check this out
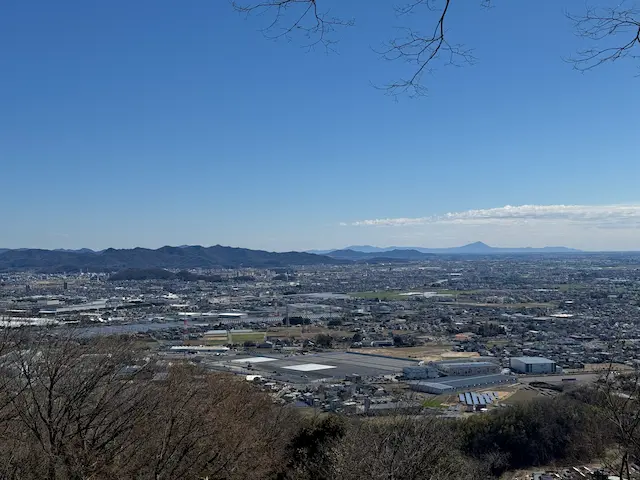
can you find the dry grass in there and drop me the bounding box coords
[581,363,633,372]
[501,387,543,405]
[266,325,336,340]
[363,345,480,362]
[229,332,266,343]
[419,351,481,362]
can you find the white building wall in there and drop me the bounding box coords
[510,358,556,374]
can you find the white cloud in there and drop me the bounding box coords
[345,204,640,229]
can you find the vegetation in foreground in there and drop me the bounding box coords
[0,329,637,479]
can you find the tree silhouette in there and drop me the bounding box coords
[233,0,640,96]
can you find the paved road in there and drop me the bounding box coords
[519,373,599,383]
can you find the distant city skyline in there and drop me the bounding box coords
[2,2,638,253]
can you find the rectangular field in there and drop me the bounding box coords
[228,332,266,343]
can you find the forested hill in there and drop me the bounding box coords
[0,245,348,272]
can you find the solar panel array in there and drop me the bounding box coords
[459,391,500,406]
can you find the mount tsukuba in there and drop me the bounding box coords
[309,242,581,257]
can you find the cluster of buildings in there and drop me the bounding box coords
[404,360,509,394]
[2,253,638,418]
[402,357,557,394]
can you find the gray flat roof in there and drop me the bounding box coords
[439,362,498,368]
[409,374,514,389]
[218,351,419,383]
[407,381,453,390]
[511,356,555,364]
[439,374,515,387]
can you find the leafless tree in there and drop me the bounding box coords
[326,415,488,480]
[128,364,294,480]
[595,364,640,480]
[283,411,488,480]
[0,330,294,480]
[374,0,489,97]
[567,3,640,72]
[0,330,156,479]
[231,0,354,52]
[233,0,640,96]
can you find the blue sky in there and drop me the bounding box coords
[1,0,639,251]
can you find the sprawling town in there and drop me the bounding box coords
[3,251,640,478]
[3,249,640,479]
[3,255,638,401]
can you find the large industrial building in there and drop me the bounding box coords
[214,351,419,383]
[408,374,516,394]
[403,365,439,380]
[403,360,511,394]
[510,356,556,374]
[402,360,500,380]
[437,361,500,376]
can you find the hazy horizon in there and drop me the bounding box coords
[1,238,636,254]
[3,201,640,252]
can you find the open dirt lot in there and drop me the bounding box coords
[364,345,480,362]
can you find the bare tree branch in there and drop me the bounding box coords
[376,0,489,97]
[0,330,294,479]
[232,0,354,52]
[567,3,640,72]
[233,1,639,98]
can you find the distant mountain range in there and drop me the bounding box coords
[314,242,581,256]
[326,249,436,262]
[0,242,584,273]
[0,245,348,272]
